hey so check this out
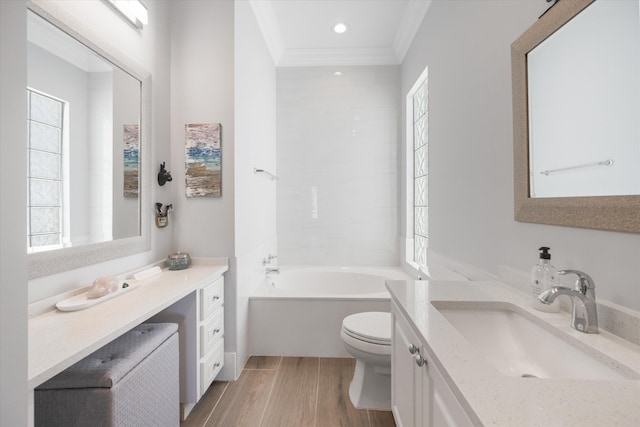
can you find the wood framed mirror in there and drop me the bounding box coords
[512,0,640,233]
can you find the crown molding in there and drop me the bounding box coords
[251,0,432,67]
[393,0,432,62]
[249,0,285,64]
[278,47,399,67]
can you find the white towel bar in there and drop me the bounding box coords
[540,159,614,176]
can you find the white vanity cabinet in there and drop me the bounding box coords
[29,260,229,427]
[391,300,472,427]
[198,277,225,396]
[391,303,424,427]
[151,274,225,420]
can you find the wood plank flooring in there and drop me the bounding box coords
[181,356,396,427]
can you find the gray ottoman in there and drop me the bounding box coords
[35,323,179,427]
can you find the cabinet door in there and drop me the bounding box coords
[392,310,422,427]
[430,355,474,427]
[420,347,435,426]
[392,303,473,427]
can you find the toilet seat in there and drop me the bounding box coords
[342,312,391,346]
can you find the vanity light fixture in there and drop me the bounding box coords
[333,22,348,34]
[102,0,148,29]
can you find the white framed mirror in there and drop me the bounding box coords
[512,0,640,233]
[27,0,151,279]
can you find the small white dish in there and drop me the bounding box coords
[56,282,138,312]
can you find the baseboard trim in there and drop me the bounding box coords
[216,352,238,381]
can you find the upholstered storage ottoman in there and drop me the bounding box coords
[35,323,179,427]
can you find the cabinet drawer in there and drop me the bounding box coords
[200,277,224,321]
[200,308,224,358]
[200,340,224,395]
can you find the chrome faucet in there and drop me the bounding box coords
[538,269,598,333]
[265,267,280,277]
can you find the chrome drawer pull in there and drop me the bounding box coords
[408,344,419,355]
[415,354,427,367]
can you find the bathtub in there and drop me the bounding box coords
[253,266,411,298]
[249,265,466,357]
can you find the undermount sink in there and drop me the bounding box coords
[432,301,638,381]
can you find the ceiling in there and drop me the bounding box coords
[249,0,433,67]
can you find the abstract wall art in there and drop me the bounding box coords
[123,124,139,198]
[185,123,222,197]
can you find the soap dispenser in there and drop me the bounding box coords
[531,246,560,312]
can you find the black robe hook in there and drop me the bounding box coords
[158,162,173,186]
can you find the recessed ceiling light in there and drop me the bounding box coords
[334,71,343,76]
[333,23,348,34]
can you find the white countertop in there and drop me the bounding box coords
[29,259,228,389]
[386,279,640,427]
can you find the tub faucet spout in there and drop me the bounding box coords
[265,267,280,277]
[538,269,598,333]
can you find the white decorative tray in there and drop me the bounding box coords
[56,282,139,312]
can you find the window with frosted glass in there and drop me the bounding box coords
[27,89,64,249]
[413,78,428,268]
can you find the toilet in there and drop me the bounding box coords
[340,311,392,411]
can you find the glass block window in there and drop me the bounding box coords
[27,89,64,250]
[412,76,428,268]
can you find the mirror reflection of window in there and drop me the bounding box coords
[27,89,67,252]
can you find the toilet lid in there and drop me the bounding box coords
[342,312,391,345]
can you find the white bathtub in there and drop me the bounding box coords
[249,265,466,357]
[253,266,413,298]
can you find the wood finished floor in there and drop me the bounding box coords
[181,356,396,427]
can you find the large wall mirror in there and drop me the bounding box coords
[512,0,640,233]
[27,1,151,279]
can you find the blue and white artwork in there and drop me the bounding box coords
[123,124,139,198]
[185,123,221,197]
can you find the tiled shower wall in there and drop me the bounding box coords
[277,66,400,265]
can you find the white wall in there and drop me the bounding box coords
[1,1,28,424]
[234,0,277,374]
[170,0,235,257]
[277,66,400,266]
[169,0,239,376]
[169,0,278,378]
[170,0,277,379]
[401,0,640,311]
